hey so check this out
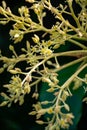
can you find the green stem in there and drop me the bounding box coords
[30,78,42,87]
[50,6,78,33]
[56,63,87,105]
[72,36,87,41]
[4,9,51,34]
[21,50,87,86]
[44,0,78,32]
[54,56,87,73]
[68,39,87,49]
[53,50,87,57]
[62,63,87,89]
[67,0,81,28]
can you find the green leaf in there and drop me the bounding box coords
[39,63,86,130]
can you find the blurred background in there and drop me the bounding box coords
[0,0,87,130]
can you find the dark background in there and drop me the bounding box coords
[0,0,87,130]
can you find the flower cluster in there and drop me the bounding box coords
[0,0,87,130]
[0,75,30,107]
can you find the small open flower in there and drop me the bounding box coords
[10,30,24,43]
